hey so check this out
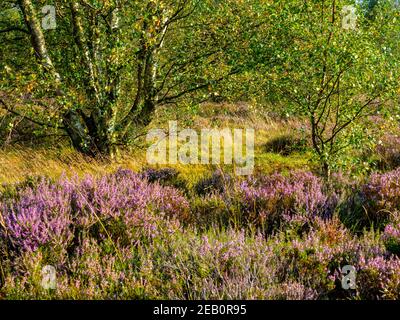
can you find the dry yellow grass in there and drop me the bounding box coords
[0,146,141,184]
[0,145,218,188]
[0,103,313,186]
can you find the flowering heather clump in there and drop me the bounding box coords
[72,170,189,239]
[277,222,357,298]
[139,219,387,300]
[236,171,330,231]
[270,281,318,300]
[0,169,189,256]
[357,256,400,300]
[1,179,74,253]
[376,133,400,170]
[65,238,139,299]
[0,175,53,203]
[272,219,388,300]
[382,223,400,255]
[363,168,400,212]
[351,168,400,229]
[2,167,400,300]
[0,216,396,300]
[141,229,281,299]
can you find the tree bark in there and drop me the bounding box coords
[18,0,97,155]
[18,0,60,83]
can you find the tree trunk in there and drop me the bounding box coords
[322,162,331,180]
[18,0,60,83]
[19,0,119,157]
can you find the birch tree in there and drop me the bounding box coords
[1,0,266,156]
[270,0,399,177]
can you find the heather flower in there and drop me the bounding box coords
[362,168,400,214]
[235,171,329,231]
[376,133,400,170]
[340,168,400,231]
[3,167,400,300]
[342,168,400,230]
[271,281,318,300]
[382,222,400,255]
[1,179,74,253]
[66,238,134,299]
[0,169,190,254]
[72,169,189,240]
[357,255,400,299]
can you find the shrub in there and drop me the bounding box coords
[194,170,231,196]
[382,223,400,256]
[235,171,330,232]
[270,281,318,300]
[376,133,400,170]
[344,169,400,231]
[72,170,189,238]
[0,175,53,202]
[0,217,394,300]
[191,194,232,229]
[276,219,358,299]
[3,167,400,300]
[340,169,400,232]
[357,256,400,300]
[264,134,308,156]
[65,238,140,299]
[275,219,388,300]
[1,179,74,254]
[140,167,187,191]
[0,169,190,259]
[139,229,282,299]
[363,169,400,214]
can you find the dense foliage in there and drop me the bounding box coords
[2,0,400,301]
[0,168,400,299]
[1,1,399,172]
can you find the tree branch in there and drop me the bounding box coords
[0,26,29,34]
[0,98,64,129]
